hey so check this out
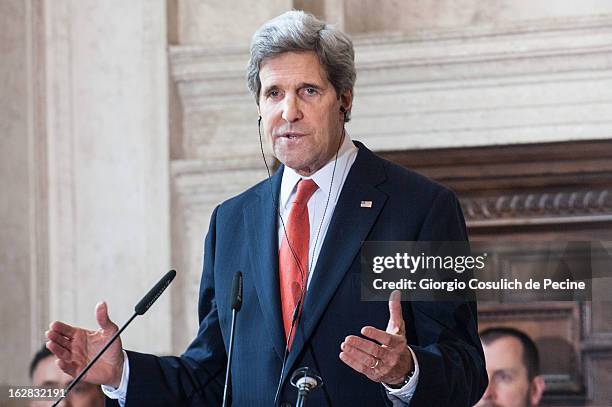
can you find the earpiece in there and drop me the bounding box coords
[339,106,346,113]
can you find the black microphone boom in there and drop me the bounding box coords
[51,270,177,407]
[223,271,243,407]
[135,270,176,315]
[230,271,243,311]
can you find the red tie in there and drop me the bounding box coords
[279,179,319,347]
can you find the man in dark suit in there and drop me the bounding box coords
[46,10,487,406]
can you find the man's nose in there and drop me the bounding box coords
[481,381,496,401]
[281,95,302,122]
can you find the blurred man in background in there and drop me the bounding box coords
[475,327,545,407]
[29,345,104,407]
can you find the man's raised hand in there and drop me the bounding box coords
[339,290,414,386]
[46,301,125,388]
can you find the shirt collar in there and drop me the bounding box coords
[280,133,356,210]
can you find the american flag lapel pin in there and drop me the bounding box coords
[360,200,373,208]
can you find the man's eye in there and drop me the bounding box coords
[265,90,282,99]
[499,373,512,382]
[304,87,317,95]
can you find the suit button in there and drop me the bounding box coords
[280,402,292,407]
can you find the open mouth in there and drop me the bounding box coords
[278,132,305,140]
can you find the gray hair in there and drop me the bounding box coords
[247,10,356,122]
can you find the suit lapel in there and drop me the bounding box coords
[244,168,286,360]
[282,142,388,383]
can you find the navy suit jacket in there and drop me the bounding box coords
[117,141,487,406]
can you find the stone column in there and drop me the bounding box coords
[0,0,45,387]
[0,0,171,385]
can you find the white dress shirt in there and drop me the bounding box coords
[277,132,358,287]
[103,134,419,405]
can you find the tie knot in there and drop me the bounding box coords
[294,179,318,205]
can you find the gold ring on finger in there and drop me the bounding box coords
[369,358,380,369]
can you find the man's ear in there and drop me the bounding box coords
[339,89,353,116]
[529,375,545,406]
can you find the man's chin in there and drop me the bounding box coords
[276,155,313,175]
[286,164,316,176]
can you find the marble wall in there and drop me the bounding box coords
[342,0,612,34]
[0,0,170,385]
[0,0,35,387]
[170,0,292,45]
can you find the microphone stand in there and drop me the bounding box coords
[51,270,176,407]
[222,307,239,406]
[222,272,243,407]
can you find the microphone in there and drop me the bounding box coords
[290,367,323,407]
[135,269,176,315]
[231,271,243,311]
[222,272,243,407]
[51,270,177,407]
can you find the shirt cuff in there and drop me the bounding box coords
[382,345,420,403]
[101,350,129,406]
